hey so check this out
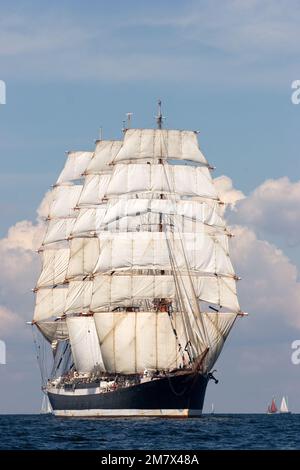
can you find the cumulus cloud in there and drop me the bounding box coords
[231,225,300,329]
[214,175,300,330]
[214,175,245,208]
[0,195,48,336]
[0,306,23,337]
[230,177,300,246]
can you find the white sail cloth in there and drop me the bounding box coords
[93,232,234,276]
[111,129,208,165]
[94,310,188,373]
[43,218,76,245]
[78,173,112,206]
[36,248,70,288]
[86,140,123,174]
[202,312,237,371]
[104,198,224,226]
[56,151,93,184]
[71,206,107,236]
[106,164,217,199]
[34,286,68,322]
[64,274,240,315]
[93,310,236,374]
[66,316,105,373]
[36,319,69,342]
[71,199,224,236]
[48,185,82,219]
[67,238,99,279]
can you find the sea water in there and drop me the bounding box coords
[0,414,299,450]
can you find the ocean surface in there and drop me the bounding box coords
[0,414,299,450]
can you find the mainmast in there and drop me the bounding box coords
[156,99,164,130]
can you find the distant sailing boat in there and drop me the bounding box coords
[267,398,277,414]
[211,403,215,414]
[279,396,291,414]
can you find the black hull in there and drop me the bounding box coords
[48,372,208,417]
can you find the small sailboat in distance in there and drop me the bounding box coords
[279,396,291,414]
[211,403,215,415]
[267,397,277,414]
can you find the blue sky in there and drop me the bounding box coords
[0,0,300,413]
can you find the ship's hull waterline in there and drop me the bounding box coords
[48,372,208,418]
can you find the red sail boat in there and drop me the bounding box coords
[267,398,277,414]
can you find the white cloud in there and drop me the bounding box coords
[0,306,22,337]
[213,175,300,331]
[231,177,300,246]
[144,0,300,55]
[231,225,300,329]
[214,175,245,209]
[0,1,299,85]
[0,194,49,336]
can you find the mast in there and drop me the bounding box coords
[156,99,164,130]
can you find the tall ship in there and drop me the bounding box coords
[31,103,243,417]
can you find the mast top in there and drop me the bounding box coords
[156,100,165,129]
[123,112,133,134]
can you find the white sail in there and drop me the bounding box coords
[78,174,112,206]
[93,310,236,374]
[67,237,99,279]
[36,248,70,288]
[48,185,82,219]
[111,129,208,165]
[93,232,234,277]
[71,205,107,236]
[102,198,224,230]
[42,153,90,245]
[65,280,93,314]
[56,151,93,184]
[34,286,68,322]
[64,274,239,315]
[106,164,217,200]
[43,218,76,245]
[94,311,189,373]
[36,319,69,342]
[202,312,237,371]
[86,140,123,174]
[280,396,289,413]
[66,316,105,373]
